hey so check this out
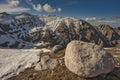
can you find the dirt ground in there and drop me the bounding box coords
[8,47,120,80]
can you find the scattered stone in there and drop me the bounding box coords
[34,42,51,49]
[33,73,38,76]
[65,40,115,78]
[35,55,58,71]
[35,63,42,71]
[51,45,63,54]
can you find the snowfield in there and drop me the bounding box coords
[0,49,50,80]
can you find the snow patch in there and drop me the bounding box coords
[0,49,50,80]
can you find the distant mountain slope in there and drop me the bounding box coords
[42,18,120,47]
[114,27,120,36]
[0,12,45,48]
[95,24,120,46]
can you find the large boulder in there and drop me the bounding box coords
[65,40,115,78]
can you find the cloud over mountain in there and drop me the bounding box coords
[7,0,20,6]
[33,4,42,12]
[0,4,30,13]
[85,17,116,23]
[111,16,120,20]
[43,4,56,13]
[85,17,105,22]
[0,0,30,13]
[26,0,62,13]
[85,17,119,27]
[32,3,62,13]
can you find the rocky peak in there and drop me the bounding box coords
[0,12,10,18]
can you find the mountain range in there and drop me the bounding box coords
[0,12,120,49]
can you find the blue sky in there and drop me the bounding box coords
[0,0,120,27]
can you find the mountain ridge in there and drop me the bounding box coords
[0,12,120,49]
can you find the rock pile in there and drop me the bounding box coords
[35,55,58,71]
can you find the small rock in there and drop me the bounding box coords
[35,55,58,71]
[33,73,38,76]
[65,40,115,78]
[51,45,63,54]
[35,62,42,71]
[34,42,51,49]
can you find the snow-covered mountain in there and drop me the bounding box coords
[0,12,45,48]
[0,12,120,48]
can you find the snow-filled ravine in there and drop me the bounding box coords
[0,49,50,80]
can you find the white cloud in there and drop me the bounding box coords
[97,20,116,23]
[85,17,119,27]
[26,1,62,13]
[8,0,20,6]
[33,4,42,12]
[85,17,116,24]
[43,4,56,13]
[0,4,30,13]
[58,8,62,12]
[85,17,105,22]
[85,17,97,21]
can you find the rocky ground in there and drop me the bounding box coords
[8,46,120,80]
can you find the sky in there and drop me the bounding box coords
[0,0,120,27]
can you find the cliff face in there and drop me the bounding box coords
[95,25,120,46]
[0,12,120,48]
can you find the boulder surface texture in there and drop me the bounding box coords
[65,40,115,78]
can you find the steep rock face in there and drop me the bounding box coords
[31,27,65,48]
[65,40,115,78]
[114,27,120,36]
[29,27,43,42]
[95,25,120,46]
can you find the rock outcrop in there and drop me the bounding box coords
[65,40,115,78]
